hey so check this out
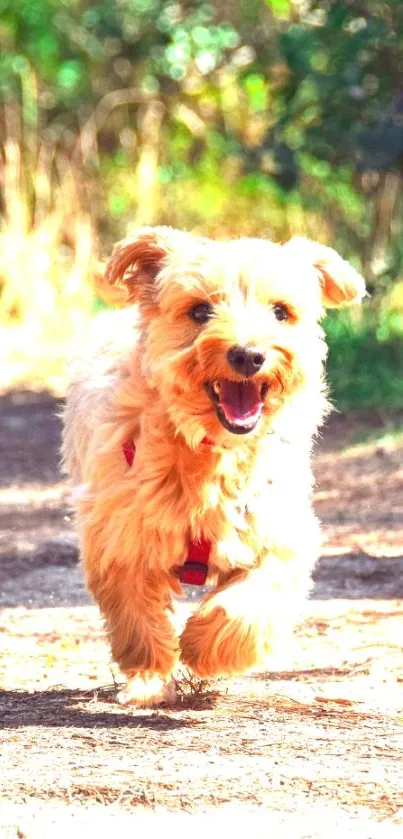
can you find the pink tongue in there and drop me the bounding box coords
[219,380,262,425]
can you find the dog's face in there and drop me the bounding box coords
[106,228,365,445]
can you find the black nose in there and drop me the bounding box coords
[227,345,266,378]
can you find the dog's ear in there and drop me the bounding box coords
[105,227,177,306]
[284,237,366,308]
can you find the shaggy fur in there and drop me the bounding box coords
[62,227,366,706]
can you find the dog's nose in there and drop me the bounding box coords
[227,345,266,378]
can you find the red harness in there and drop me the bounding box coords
[122,440,211,586]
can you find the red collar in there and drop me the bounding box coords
[122,439,211,586]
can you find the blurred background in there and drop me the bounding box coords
[1,0,403,412]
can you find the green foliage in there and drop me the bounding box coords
[0,1,241,107]
[325,307,403,412]
[1,0,403,406]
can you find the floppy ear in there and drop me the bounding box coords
[105,226,176,306]
[284,237,367,308]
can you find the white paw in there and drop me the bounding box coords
[117,675,177,708]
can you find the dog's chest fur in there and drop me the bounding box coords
[126,421,314,575]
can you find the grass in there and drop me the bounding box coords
[0,101,98,393]
[347,424,403,448]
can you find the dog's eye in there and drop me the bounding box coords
[273,303,290,322]
[189,302,214,324]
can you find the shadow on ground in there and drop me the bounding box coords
[0,686,218,730]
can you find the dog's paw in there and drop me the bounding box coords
[117,674,177,708]
[180,605,270,678]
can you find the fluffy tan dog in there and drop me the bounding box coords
[62,227,365,706]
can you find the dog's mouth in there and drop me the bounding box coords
[205,379,269,435]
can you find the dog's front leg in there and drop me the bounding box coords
[89,562,179,706]
[180,551,311,678]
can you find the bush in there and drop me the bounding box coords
[325,307,403,412]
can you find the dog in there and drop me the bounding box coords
[62,227,366,706]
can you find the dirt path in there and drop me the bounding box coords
[1,392,403,837]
